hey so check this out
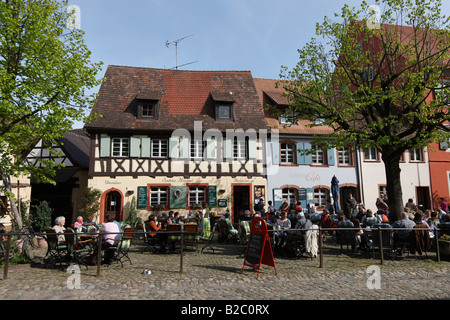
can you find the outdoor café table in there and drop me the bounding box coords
[78,233,99,251]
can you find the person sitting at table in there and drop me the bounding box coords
[223,212,238,236]
[173,212,182,224]
[184,210,195,220]
[274,211,291,251]
[73,216,84,230]
[92,215,121,265]
[148,214,169,253]
[53,216,66,243]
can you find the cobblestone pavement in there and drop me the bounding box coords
[1,239,449,302]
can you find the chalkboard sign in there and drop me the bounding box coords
[242,217,277,277]
[298,188,307,201]
[245,232,265,265]
[208,186,217,207]
[137,186,147,209]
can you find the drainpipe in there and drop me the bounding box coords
[355,147,364,205]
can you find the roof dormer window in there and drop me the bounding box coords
[211,91,235,122]
[140,102,156,118]
[218,105,232,119]
[135,89,161,120]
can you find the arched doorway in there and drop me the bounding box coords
[100,188,123,223]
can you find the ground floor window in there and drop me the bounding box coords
[189,186,206,205]
[282,188,297,205]
[150,187,168,206]
[314,188,328,207]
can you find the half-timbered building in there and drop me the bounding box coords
[84,66,268,223]
[25,129,90,225]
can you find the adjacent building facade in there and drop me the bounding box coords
[254,78,360,214]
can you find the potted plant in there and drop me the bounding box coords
[31,200,53,248]
[79,187,102,222]
[32,200,53,232]
[125,196,142,228]
[152,203,165,215]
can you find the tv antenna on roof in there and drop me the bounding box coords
[166,34,198,70]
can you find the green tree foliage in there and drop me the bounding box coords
[0,0,102,254]
[277,0,450,221]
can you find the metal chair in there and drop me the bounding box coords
[337,221,358,254]
[43,228,68,268]
[199,218,216,254]
[65,228,92,270]
[113,227,134,267]
[410,224,431,258]
[183,223,199,251]
[218,219,236,243]
[142,222,159,254]
[371,223,394,260]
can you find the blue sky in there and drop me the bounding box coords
[70,0,450,128]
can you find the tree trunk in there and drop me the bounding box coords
[1,169,34,259]
[382,152,404,223]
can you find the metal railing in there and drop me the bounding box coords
[1,225,447,280]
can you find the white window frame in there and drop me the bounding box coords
[311,144,325,165]
[435,79,450,106]
[150,187,168,206]
[189,186,206,205]
[111,137,129,157]
[151,139,168,158]
[233,138,247,160]
[364,147,379,161]
[410,148,423,162]
[279,110,296,125]
[338,145,352,166]
[190,140,205,159]
[282,188,296,205]
[280,143,295,164]
[314,188,328,207]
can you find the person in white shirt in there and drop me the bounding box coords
[53,216,66,243]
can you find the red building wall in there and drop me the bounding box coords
[428,141,450,209]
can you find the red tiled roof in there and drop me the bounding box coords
[85,66,267,132]
[253,78,334,136]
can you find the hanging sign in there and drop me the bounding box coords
[137,186,147,209]
[242,217,277,277]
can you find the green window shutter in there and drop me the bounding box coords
[327,148,335,166]
[170,186,187,209]
[306,188,314,207]
[273,188,282,209]
[304,142,312,165]
[141,137,151,158]
[248,137,257,159]
[206,137,216,159]
[100,135,110,157]
[169,137,179,159]
[271,142,280,165]
[296,142,304,165]
[130,136,140,157]
[179,137,189,159]
[223,138,232,160]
